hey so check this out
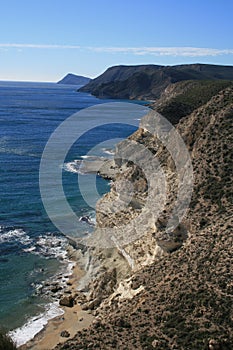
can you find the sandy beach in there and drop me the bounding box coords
[19,264,93,350]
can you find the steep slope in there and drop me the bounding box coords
[79,64,162,93]
[56,86,233,350]
[58,73,91,85]
[153,79,233,124]
[79,63,233,100]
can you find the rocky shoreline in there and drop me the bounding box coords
[54,86,232,349]
[18,247,93,350]
[19,83,233,350]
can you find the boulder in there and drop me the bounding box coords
[60,330,70,338]
[59,295,75,307]
[51,285,62,293]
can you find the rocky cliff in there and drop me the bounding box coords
[56,84,233,350]
[79,63,233,100]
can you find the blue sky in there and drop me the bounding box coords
[0,0,233,82]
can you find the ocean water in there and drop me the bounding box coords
[0,81,147,344]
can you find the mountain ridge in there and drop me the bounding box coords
[79,63,233,100]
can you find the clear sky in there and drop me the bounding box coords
[0,0,233,82]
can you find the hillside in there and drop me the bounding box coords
[79,63,233,100]
[55,84,233,349]
[58,73,91,85]
[153,79,233,124]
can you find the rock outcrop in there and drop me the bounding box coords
[56,85,233,349]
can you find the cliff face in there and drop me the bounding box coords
[56,86,233,349]
[79,63,233,100]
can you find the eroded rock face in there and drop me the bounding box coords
[56,86,233,350]
[95,118,190,266]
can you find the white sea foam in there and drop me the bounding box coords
[8,232,74,347]
[0,226,69,260]
[80,155,106,160]
[27,233,69,260]
[35,234,67,259]
[102,148,115,156]
[0,227,32,245]
[9,302,64,347]
[63,160,84,174]
[80,155,93,159]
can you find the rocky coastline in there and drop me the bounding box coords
[21,82,233,350]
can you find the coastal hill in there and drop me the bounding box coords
[79,63,233,100]
[153,79,233,124]
[58,73,91,85]
[56,82,233,349]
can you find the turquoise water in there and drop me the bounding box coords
[0,81,147,339]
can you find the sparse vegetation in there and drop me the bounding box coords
[156,79,233,123]
[55,85,233,350]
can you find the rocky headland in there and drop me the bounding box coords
[50,80,233,350]
[22,76,233,350]
[79,63,233,100]
[58,73,91,85]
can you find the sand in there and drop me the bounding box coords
[20,264,93,350]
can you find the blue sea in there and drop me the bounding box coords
[0,81,147,345]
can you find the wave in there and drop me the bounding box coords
[102,147,115,156]
[0,227,32,245]
[63,155,112,175]
[2,227,74,347]
[63,160,84,174]
[9,302,64,347]
[0,226,68,260]
[9,258,75,347]
[31,234,68,259]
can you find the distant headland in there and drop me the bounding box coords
[58,73,91,85]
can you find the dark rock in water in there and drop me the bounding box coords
[79,216,94,226]
[79,216,90,223]
[0,258,8,263]
[60,330,70,338]
[59,295,75,307]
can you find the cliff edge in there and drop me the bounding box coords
[56,85,233,350]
